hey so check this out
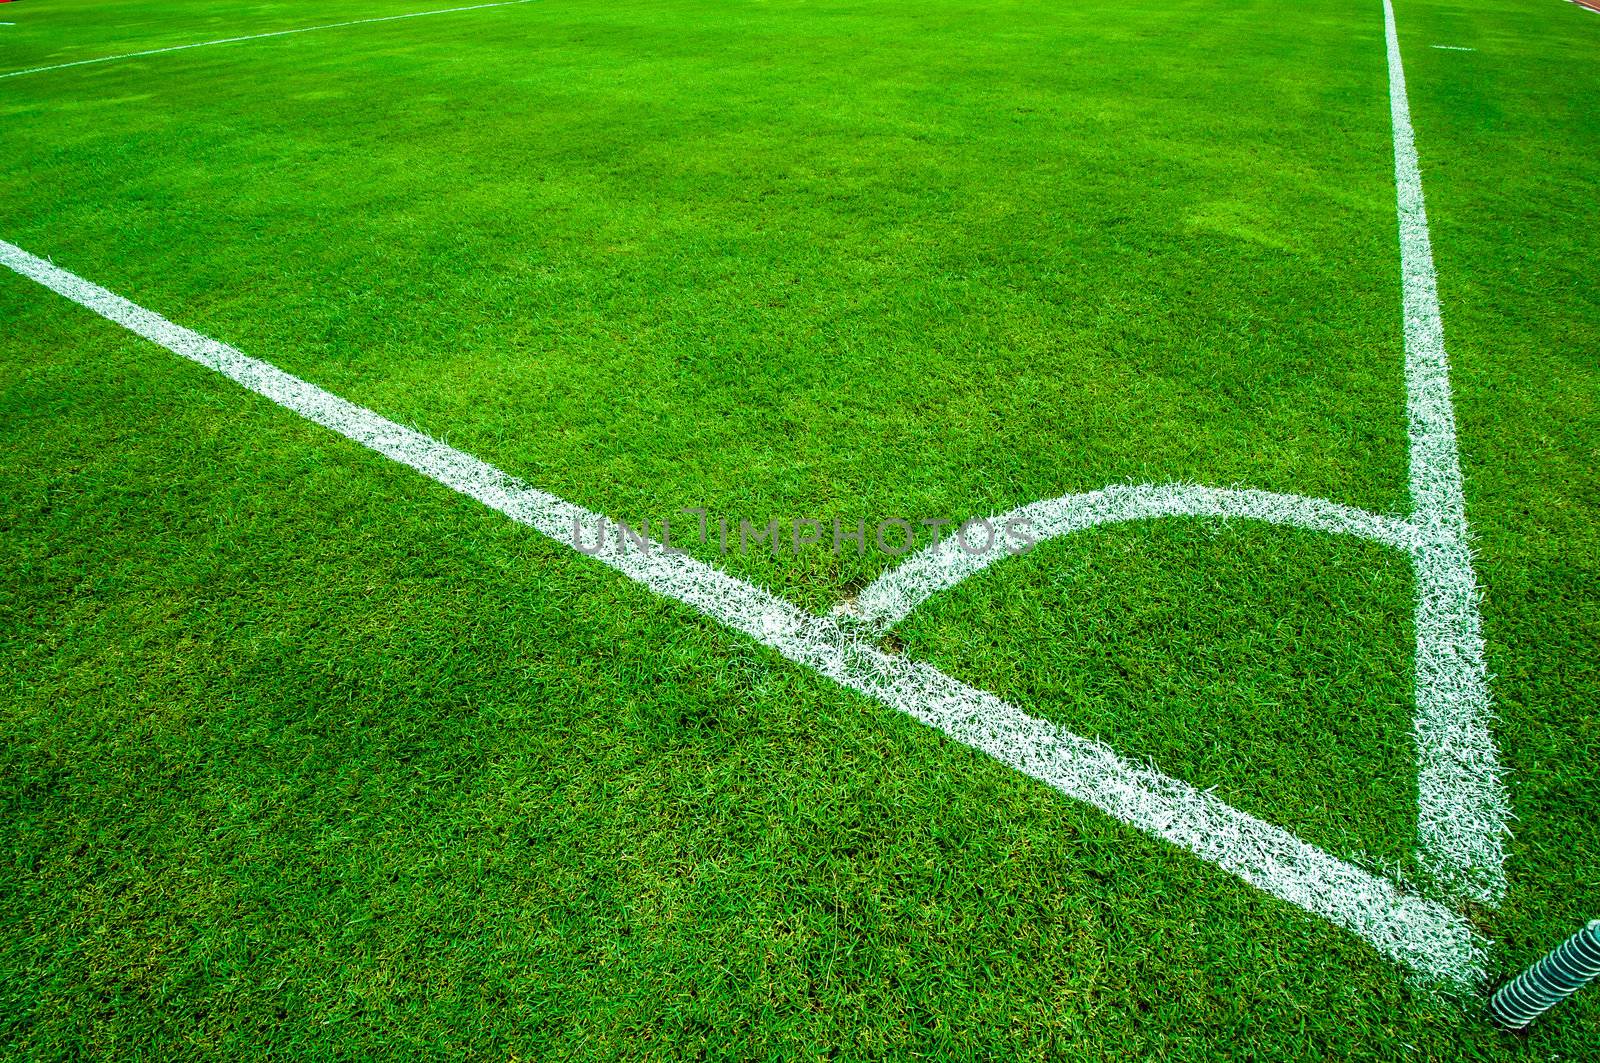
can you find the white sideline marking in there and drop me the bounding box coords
[0,238,1482,985]
[0,0,537,80]
[1429,45,1476,51]
[1385,0,1508,905]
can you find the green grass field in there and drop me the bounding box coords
[3,0,1597,1057]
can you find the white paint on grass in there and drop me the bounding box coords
[1429,45,1476,51]
[843,483,1415,632]
[1384,0,1508,906]
[0,0,537,80]
[0,0,1511,989]
[840,0,1510,910]
[0,237,1483,985]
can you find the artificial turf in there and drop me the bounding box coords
[2,0,1597,1057]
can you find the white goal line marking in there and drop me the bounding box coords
[0,0,538,81]
[0,0,1507,986]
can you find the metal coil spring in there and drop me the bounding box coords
[1489,920,1600,1030]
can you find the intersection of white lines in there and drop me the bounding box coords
[0,0,1508,986]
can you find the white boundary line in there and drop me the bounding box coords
[0,237,1482,985]
[1384,0,1508,904]
[0,0,1509,986]
[0,0,537,81]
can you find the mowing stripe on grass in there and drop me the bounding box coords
[0,237,1484,985]
[0,0,537,80]
[1383,0,1509,906]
